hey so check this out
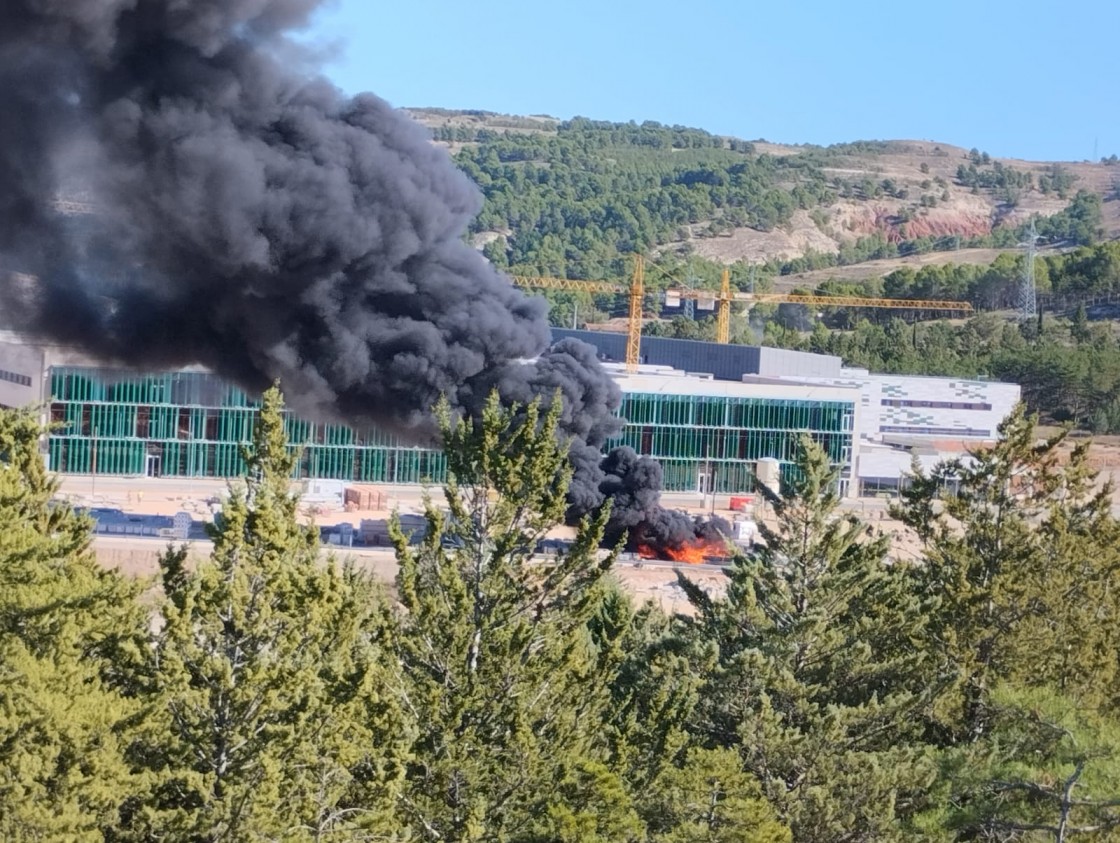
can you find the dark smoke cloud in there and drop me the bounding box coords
[1,0,719,548]
[598,447,730,551]
[1,0,558,437]
[480,338,622,514]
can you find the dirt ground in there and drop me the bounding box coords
[74,436,1120,613]
[656,138,1120,273]
[71,475,736,613]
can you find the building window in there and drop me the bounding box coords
[880,425,991,437]
[0,368,32,388]
[880,399,992,411]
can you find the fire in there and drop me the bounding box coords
[635,536,728,564]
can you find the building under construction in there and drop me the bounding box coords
[0,331,1019,497]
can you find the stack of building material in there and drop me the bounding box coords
[302,479,345,509]
[358,514,425,546]
[172,511,193,540]
[345,484,388,510]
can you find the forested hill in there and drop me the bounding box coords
[407,107,1120,283]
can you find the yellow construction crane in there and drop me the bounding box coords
[511,261,973,370]
[511,258,645,373]
[671,268,974,343]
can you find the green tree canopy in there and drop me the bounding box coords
[130,385,409,840]
[0,407,149,841]
[677,435,937,841]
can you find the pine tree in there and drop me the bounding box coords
[679,435,937,841]
[894,406,1120,738]
[589,585,699,799]
[645,747,791,843]
[1070,303,1092,344]
[588,580,791,841]
[1014,441,1120,710]
[938,684,1120,840]
[130,385,408,840]
[391,391,630,841]
[0,407,149,840]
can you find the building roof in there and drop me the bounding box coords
[552,329,843,380]
[609,366,860,403]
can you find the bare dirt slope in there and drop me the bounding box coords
[684,139,1118,268]
[407,110,1120,273]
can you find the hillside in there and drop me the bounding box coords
[406,107,1120,284]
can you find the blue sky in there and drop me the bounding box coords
[308,0,1118,162]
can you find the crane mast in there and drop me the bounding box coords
[626,256,644,372]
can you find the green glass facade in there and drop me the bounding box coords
[47,366,854,493]
[48,368,447,484]
[606,392,853,493]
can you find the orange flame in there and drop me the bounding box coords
[636,536,727,564]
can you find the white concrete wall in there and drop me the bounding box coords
[779,370,1021,441]
[0,340,45,409]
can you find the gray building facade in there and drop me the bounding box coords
[551,329,842,380]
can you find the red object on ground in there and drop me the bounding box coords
[729,495,755,512]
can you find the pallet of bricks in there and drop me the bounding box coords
[344,484,388,511]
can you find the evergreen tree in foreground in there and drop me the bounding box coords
[678,435,937,841]
[130,385,408,840]
[392,390,789,841]
[588,582,790,842]
[390,391,635,841]
[938,684,1120,840]
[896,406,1120,838]
[895,405,1120,740]
[0,408,148,840]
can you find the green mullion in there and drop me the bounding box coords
[150,406,174,439]
[336,447,356,478]
[163,441,182,477]
[90,403,135,439]
[418,451,446,484]
[188,441,206,477]
[311,446,355,480]
[659,459,695,492]
[224,384,252,408]
[392,451,412,484]
[101,439,118,474]
[186,408,204,440]
[48,439,62,471]
[713,461,754,494]
[285,415,311,447]
[63,402,83,436]
[358,448,387,482]
[325,425,353,447]
[215,443,244,477]
[74,438,91,472]
[218,408,251,444]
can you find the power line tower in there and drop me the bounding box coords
[1018,221,1041,324]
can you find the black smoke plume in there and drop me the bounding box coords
[598,447,730,552]
[0,0,717,550]
[1,0,557,435]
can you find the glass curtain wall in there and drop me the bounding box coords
[47,368,854,491]
[608,392,854,493]
[48,367,447,484]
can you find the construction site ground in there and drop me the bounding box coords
[64,437,1120,614]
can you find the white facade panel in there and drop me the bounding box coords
[778,370,1021,442]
